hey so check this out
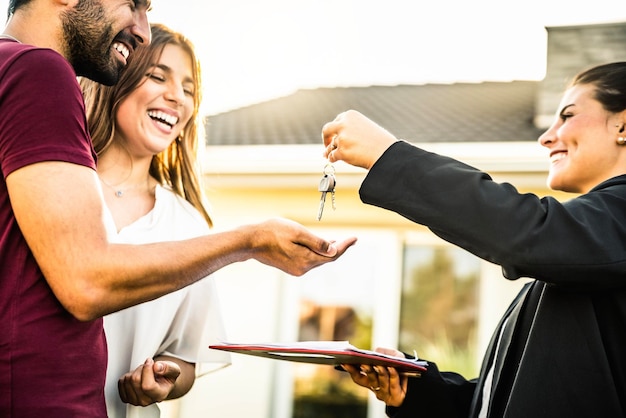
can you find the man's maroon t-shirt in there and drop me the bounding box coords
[0,40,107,417]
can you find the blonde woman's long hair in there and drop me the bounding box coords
[81,23,212,227]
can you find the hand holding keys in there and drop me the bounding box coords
[317,163,336,221]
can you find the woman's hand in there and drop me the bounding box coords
[117,358,181,406]
[342,347,408,407]
[321,110,399,170]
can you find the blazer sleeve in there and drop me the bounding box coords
[360,141,626,288]
[386,362,476,418]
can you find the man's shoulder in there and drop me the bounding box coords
[0,42,73,79]
[0,41,64,61]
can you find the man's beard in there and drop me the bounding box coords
[61,0,123,86]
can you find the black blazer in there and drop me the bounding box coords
[361,141,626,418]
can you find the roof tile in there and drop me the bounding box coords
[205,81,544,146]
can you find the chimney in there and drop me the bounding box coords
[535,21,626,130]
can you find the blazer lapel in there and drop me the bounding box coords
[469,281,533,417]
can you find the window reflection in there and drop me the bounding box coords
[292,302,369,418]
[289,232,386,418]
[285,234,482,418]
[399,245,481,377]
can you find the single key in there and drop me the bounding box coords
[317,173,336,221]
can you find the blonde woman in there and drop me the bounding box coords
[81,24,229,418]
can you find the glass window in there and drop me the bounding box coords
[287,231,400,418]
[399,245,481,377]
[291,301,370,418]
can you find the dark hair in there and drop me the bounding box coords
[570,61,626,114]
[8,0,30,17]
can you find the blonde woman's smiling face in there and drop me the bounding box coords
[115,43,195,158]
[538,83,626,194]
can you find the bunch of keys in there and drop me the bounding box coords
[317,163,336,221]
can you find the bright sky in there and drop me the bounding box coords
[2,0,626,115]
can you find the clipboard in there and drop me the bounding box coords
[209,341,427,375]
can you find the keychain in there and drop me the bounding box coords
[317,163,336,221]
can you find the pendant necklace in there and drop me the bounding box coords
[99,175,150,198]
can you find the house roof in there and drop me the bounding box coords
[204,80,545,146]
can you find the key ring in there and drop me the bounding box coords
[323,162,335,176]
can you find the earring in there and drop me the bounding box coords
[618,137,626,145]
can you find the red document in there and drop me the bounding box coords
[209,341,427,375]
